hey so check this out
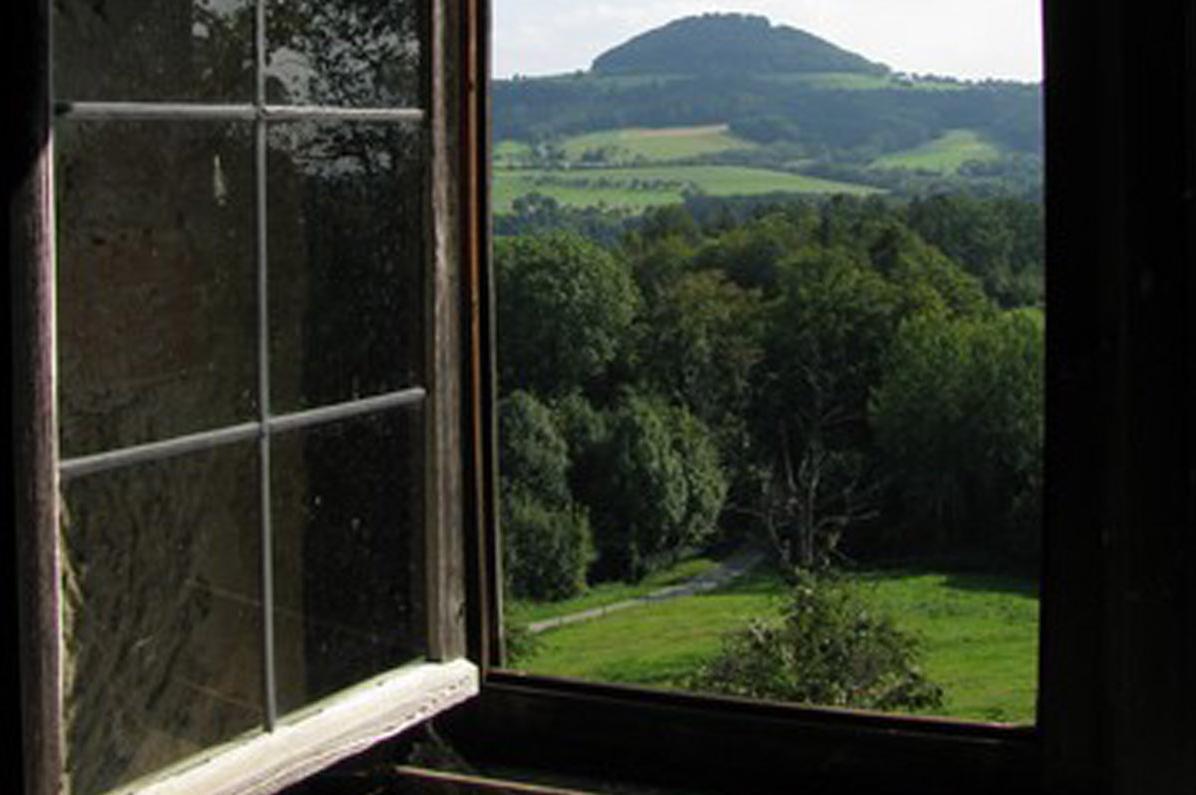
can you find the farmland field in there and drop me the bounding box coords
[560,124,756,163]
[493,163,879,211]
[870,128,1001,173]
[511,566,1039,724]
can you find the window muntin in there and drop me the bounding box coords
[50,1,472,793]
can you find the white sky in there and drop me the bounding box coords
[494,1,1043,82]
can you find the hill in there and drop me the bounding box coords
[494,15,1043,204]
[592,13,887,77]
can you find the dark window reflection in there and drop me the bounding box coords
[268,121,425,413]
[62,444,263,795]
[271,408,426,714]
[56,120,257,458]
[54,0,255,102]
[266,0,425,107]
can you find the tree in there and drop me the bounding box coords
[498,390,571,507]
[635,269,764,448]
[870,308,1043,564]
[501,493,593,602]
[689,571,943,711]
[581,394,727,581]
[745,247,896,568]
[496,232,640,397]
[497,391,594,600]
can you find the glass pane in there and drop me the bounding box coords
[56,120,257,458]
[493,4,1043,725]
[54,0,254,102]
[272,408,426,714]
[62,444,263,795]
[266,0,425,107]
[268,121,425,413]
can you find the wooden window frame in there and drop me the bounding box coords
[440,1,1196,793]
[8,2,481,794]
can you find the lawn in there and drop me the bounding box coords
[493,164,879,211]
[869,128,1002,173]
[511,567,1039,724]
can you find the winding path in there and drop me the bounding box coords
[525,546,765,635]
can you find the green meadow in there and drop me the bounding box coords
[512,566,1039,725]
[870,128,1001,173]
[560,124,756,163]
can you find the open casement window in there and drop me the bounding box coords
[11,1,481,793]
[422,2,1196,795]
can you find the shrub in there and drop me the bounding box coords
[501,491,594,601]
[689,571,943,712]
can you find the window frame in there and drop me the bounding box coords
[9,1,481,794]
[438,1,1196,793]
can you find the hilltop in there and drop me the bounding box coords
[592,13,888,77]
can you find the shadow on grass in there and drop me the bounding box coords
[852,561,1039,599]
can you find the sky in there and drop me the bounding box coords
[494,1,1043,82]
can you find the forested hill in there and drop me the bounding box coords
[592,13,887,76]
[495,14,1043,193]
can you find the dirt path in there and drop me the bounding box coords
[525,546,765,635]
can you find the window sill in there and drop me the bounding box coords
[107,658,478,795]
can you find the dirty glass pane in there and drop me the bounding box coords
[54,0,255,102]
[266,0,425,107]
[62,443,263,795]
[271,407,426,714]
[267,121,425,413]
[55,120,257,458]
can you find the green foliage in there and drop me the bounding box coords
[498,391,594,600]
[871,309,1044,564]
[496,231,640,397]
[501,619,543,666]
[689,571,943,711]
[583,394,727,581]
[635,270,764,431]
[906,193,1044,307]
[498,391,571,506]
[501,491,594,602]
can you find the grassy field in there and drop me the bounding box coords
[559,124,756,164]
[493,164,879,211]
[870,128,1001,173]
[511,567,1039,724]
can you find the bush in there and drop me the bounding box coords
[502,491,593,601]
[582,394,727,582]
[688,571,943,712]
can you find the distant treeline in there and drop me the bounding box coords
[494,75,1042,161]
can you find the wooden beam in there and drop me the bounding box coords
[8,2,63,794]
[426,0,468,663]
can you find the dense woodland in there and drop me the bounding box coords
[497,193,1044,602]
